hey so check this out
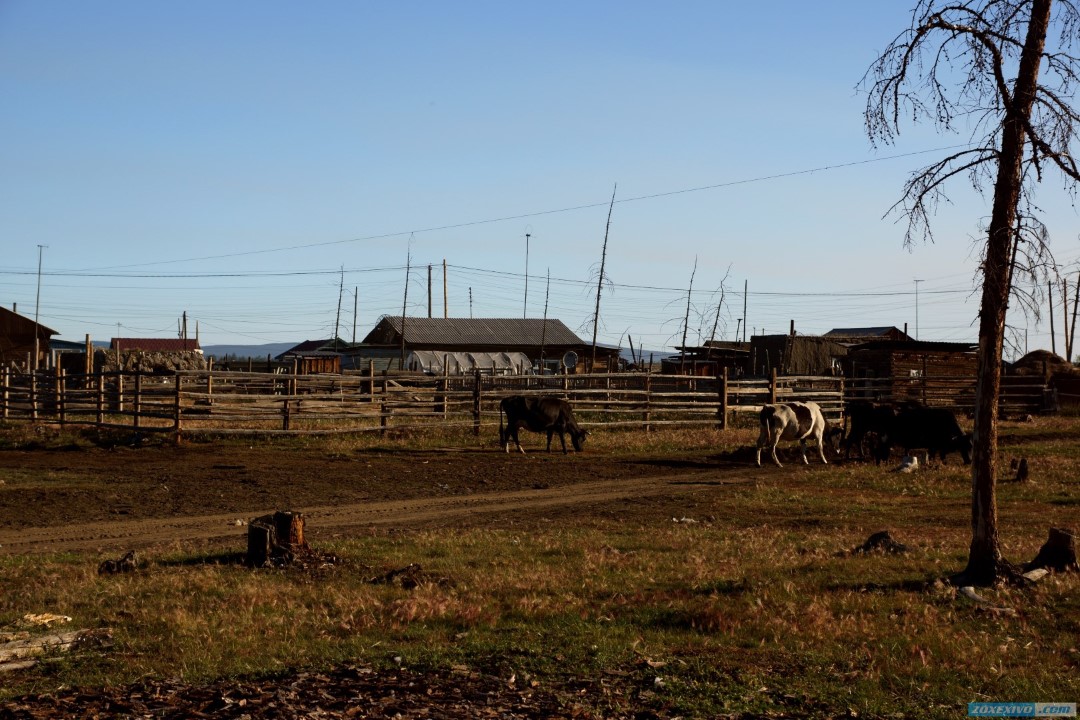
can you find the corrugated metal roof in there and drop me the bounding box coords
[825,327,908,338]
[364,317,585,347]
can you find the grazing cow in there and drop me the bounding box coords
[755,401,841,468]
[499,395,587,455]
[878,405,972,465]
[842,400,898,461]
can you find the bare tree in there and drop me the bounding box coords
[864,0,1080,585]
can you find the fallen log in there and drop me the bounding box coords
[0,628,108,670]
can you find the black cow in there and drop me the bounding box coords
[878,405,972,465]
[499,395,587,455]
[842,400,898,461]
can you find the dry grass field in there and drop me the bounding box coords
[0,416,1076,718]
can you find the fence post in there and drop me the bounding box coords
[769,368,778,404]
[282,398,291,431]
[368,360,375,402]
[473,369,482,436]
[30,369,38,421]
[718,367,728,430]
[116,372,125,414]
[58,369,67,425]
[0,367,7,420]
[133,371,142,433]
[96,371,104,426]
[380,399,388,436]
[54,365,62,420]
[174,373,183,445]
[441,356,449,419]
[206,371,213,401]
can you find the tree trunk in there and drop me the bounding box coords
[961,0,1052,586]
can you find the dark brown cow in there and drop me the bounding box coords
[499,396,587,455]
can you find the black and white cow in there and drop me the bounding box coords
[755,401,841,468]
[499,395,587,455]
[878,404,972,465]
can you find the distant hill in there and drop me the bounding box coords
[202,342,295,360]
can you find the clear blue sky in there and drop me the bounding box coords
[2,2,1078,358]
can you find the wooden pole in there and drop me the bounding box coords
[1,367,8,420]
[473,369,482,436]
[1070,273,1080,364]
[1049,281,1057,356]
[58,368,66,425]
[96,371,104,426]
[54,365,62,421]
[643,369,651,432]
[368,359,375,402]
[174,373,183,445]
[133,371,142,432]
[1063,278,1071,361]
[116,372,124,414]
[718,367,729,430]
[769,367,777,404]
[29,367,37,421]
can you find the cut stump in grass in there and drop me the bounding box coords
[1025,527,1078,573]
[850,531,908,555]
[246,510,308,567]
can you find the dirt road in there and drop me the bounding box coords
[0,440,761,554]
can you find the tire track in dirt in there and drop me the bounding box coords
[0,470,751,555]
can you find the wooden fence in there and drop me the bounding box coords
[0,365,1050,441]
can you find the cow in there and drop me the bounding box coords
[842,400,898,461]
[498,395,587,455]
[877,404,972,465]
[755,401,842,468]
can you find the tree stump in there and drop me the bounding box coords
[1025,527,1078,573]
[246,511,308,567]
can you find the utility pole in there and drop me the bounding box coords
[400,246,411,368]
[680,257,697,374]
[591,184,616,371]
[443,259,448,318]
[352,286,358,344]
[1049,281,1057,356]
[334,266,344,350]
[914,279,923,340]
[523,232,530,318]
[468,287,473,319]
[540,268,550,367]
[33,244,46,370]
[741,279,748,343]
[427,264,433,318]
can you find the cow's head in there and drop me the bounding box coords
[571,427,588,452]
[824,425,845,455]
[956,432,973,464]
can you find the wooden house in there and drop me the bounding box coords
[748,334,847,376]
[661,341,750,376]
[0,307,57,370]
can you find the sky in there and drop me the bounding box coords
[2,2,1079,360]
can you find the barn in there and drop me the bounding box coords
[358,316,616,374]
[0,306,58,370]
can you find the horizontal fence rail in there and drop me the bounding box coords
[0,365,1054,441]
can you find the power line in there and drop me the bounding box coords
[70,143,975,272]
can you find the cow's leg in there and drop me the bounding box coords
[546,430,554,452]
[798,439,810,465]
[755,426,769,467]
[815,430,828,465]
[512,427,526,455]
[770,437,784,468]
[558,431,568,454]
